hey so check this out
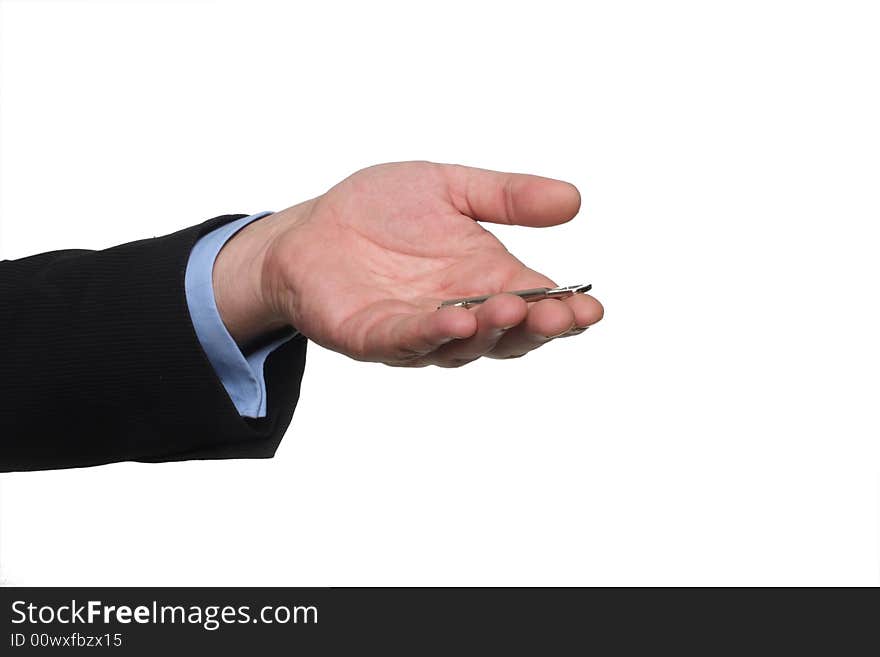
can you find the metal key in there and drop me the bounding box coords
[438,284,592,309]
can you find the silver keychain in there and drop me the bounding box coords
[438,284,592,309]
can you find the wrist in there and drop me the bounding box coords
[212,213,289,346]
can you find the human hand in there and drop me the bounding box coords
[213,162,603,367]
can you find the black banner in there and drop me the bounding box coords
[0,587,875,654]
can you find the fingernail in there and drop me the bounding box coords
[546,321,579,339]
[556,326,588,339]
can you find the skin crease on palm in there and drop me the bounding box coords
[212,161,604,368]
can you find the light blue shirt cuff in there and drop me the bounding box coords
[185,211,297,418]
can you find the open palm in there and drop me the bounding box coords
[263,162,603,367]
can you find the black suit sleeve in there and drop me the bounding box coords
[0,214,307,472]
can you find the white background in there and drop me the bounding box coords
[0,0,878,586]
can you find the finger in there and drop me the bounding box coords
[563,292,604,328]
[555,294,604,338]
[429,293,528,366]
[487,299,576,359]
[359,303,477,363]
[442,164,581,227]
[504,269,604,331]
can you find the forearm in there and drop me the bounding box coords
[0,215,306,472]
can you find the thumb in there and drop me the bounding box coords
[442,163,582,227]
